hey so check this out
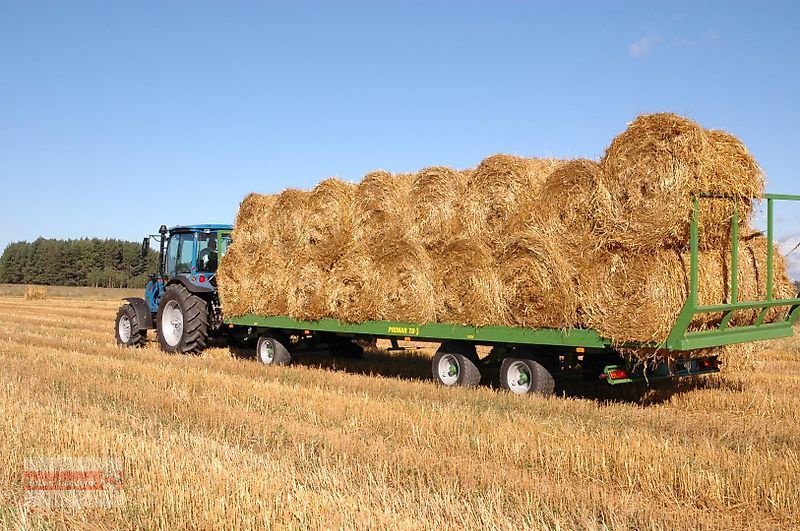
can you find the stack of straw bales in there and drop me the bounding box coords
[218,113,796,355]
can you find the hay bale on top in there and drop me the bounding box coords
[408,166,470,248]
[271,188,312,259]
[500,229,578,329]
[232,193,277,246]
[524,159,611,265]
[707,129,764,198]
[354,170,414,242]
[307,178,356,269]
[463,154,563,242]
[431,238,507,326]
[598,113,763,250]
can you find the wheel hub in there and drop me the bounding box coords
[118,315,131,343]
[438,354,460,386]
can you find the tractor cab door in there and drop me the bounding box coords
[165,232,196,279]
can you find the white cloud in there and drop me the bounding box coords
[629,34,663,58]
[705,29,720,41]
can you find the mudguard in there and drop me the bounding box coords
[123,297,155,329]
[170,274,215,294]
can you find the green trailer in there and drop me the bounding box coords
[224,194,800,395]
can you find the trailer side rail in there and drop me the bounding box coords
[665,194,800,350]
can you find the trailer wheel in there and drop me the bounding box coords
[156,284,209,354]
[115,304,147,348]
[500,358,555,395]
[257,336,292,366]
[432,343,481,387]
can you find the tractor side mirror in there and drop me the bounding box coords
[141,237,150,258]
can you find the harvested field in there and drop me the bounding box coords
[1,292,799,529]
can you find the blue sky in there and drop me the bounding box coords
[2,1,800,275]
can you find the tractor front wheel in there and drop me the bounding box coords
[115,304,147,348]
[156,284,209,353]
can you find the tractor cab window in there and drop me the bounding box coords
[218,234,231,258]
[197,232,219,272]
[166,233,195,277]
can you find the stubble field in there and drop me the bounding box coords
[0,286,798,530]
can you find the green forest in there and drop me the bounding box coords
[0,238,158,288]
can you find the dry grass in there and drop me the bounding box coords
[2,292,799,530]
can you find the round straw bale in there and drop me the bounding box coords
[324,246,382,323]
[369,239,438,323]
[463,154,563,243]
[271,188,313,259]
[598,113,708,249]
[408,166,470,248]
[523,159,611,263]
[431,238,508,326]
[354,171,415,242]
[599,113,762,250]
[232,193,278,246]
[706,129,764,198]
[285,259,327,321]
[217,242,249,316]
[580,249,726,345]
[741,232,797,322]
[500,229,578,329]
[307,178,356,269]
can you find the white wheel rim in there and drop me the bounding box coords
[507,361,532,394]
[437,354,460,386]
[118,314,131,343]
[259,339,275,364]
[161,300,183,347]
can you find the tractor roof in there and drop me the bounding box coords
[168,224,233,233]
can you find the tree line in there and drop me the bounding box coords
[0,238,158,288]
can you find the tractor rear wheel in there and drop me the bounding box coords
[115,303,147,348]
[156,284,209,353]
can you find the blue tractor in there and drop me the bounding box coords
[115,224,233,353]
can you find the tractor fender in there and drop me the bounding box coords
[123,297,155,329]
[169,274,215,294]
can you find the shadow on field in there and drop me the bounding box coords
[227,341,741,406]
[291,345,434,381]
[555,373,744,406]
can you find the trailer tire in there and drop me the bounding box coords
[257,336,292,366]
[432,345,481,388]
[500,358,555,395]
[115,303,147,348]
[156,284,209,354]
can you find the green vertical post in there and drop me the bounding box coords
[689,196,699,307]
[767,198,774,301]
[730,199,739,304]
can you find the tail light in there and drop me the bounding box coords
[608,369,629,380]
[699,358,719,370]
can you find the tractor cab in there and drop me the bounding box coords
[141,224,232,314]
[115,223,232,354]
